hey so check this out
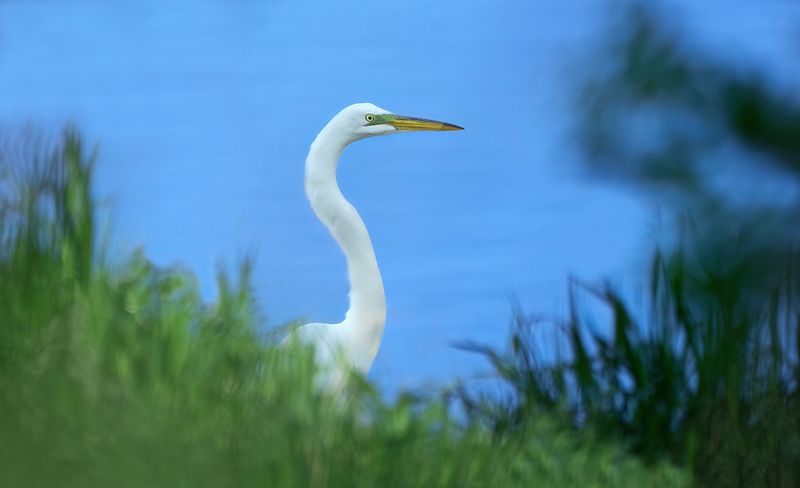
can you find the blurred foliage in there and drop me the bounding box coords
[0,129,685,487]
[464,6,800,488]
[579,5,800,298]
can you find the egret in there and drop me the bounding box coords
[292,103,462,386]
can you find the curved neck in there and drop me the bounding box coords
[304,126,386,349]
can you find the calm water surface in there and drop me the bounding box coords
[1,1,796,390]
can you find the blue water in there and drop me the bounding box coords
[1,1,797,391]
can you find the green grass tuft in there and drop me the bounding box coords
[463,245,800,486]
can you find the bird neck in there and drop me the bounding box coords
[304,128,387,360]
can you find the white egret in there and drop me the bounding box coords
[292,103,462,386]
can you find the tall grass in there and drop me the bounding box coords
[0,129,685,487]
[464,242,799,486]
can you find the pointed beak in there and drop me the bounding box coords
[384,115,464,132]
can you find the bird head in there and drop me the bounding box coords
[330,103,463,142]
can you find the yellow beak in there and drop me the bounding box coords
[385,115,464,132]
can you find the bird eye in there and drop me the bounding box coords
[365,114,375,123]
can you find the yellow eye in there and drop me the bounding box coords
[365,114,375,123]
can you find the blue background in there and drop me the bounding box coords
[1,0,797,391]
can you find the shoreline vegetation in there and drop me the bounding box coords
[0,130,685,486]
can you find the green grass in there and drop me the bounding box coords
[0,129,686,487]
[464,246,800,486]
